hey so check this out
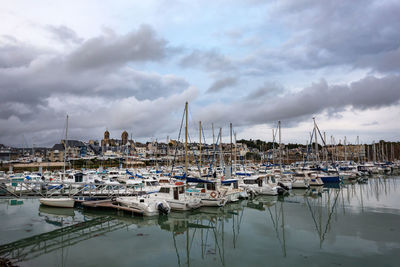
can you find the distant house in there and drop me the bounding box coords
[48,143,65,162]
[86,144,101,156]
[48,140,86,161]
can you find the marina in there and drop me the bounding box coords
[2,1,400,266]
[1,111,399,266]
[1,175,399,266]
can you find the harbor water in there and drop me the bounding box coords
[1,176,399,266]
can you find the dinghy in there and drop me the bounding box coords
[39,198,75,208]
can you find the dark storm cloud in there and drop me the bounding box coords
[276,0,400,72]
[207,77,237,93]
[234,0,400,76]
[0,56,189,109]
[0,24,187,108]
[0,85,198,147]
[0,25,194,146]
[67,25,170,70]
[196,75,400,126]
[46,25,83,44]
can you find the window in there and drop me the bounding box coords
[206,183,216,191]
[195,183,205,189]
[159,187,170,193]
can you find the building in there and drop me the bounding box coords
[121,131,128,145]
[48,140,86,162]
[101,130,134,148]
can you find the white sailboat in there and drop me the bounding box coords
[40,115,75,208]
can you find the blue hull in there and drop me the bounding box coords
[320,176,341,183]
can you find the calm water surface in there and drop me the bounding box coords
[1,176,399,267]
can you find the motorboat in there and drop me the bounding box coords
[153,183,202,211]
[239,176,278,196]
[116,195,170,216]
[187,181,227,207]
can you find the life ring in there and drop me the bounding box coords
[210,191,217,198]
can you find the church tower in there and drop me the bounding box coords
[121,130,128,145]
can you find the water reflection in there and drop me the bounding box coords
[39,205,76,227]
[81,202,246,267]
[0,177,399,266]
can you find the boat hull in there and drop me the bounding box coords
[319,176,341,183]
[200,198,225,207]
[40,198,75,208]
[167,200,202,211]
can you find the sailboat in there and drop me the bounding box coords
[40,115,75,208]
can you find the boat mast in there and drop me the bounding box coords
[313,117,318,164]
[185,102,188,176]
[212,123,215,152]
[357,136,360,163]
[391,143,394,161]
[382,143,386,162]
[63,115,68,181]
[230,122,233,174]
[199,121,202,169]
[324,132,327,168]
[219,128,223,169]
[278,121,282,171]
[272,129,275,166]
[167,135,169,169]
[234,131,237,174]
[373,141,376,163]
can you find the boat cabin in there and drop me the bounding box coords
[242,177,263,186]
[195,182,217,193]
[221,179,239,189]
[158,185,185,200]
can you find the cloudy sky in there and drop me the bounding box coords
[1,0,400,147]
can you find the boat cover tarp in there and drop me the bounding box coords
[186,177,213,183]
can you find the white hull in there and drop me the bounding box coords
[292,179,309,189]
[116,197,170,216]
[40,198,75,208]
[200,198,226,207]
[257,187,278,196]
[240,185,278,196]
[226,192,241,202]
[167,199,202,211]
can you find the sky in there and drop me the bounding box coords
[1,0,400,147]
